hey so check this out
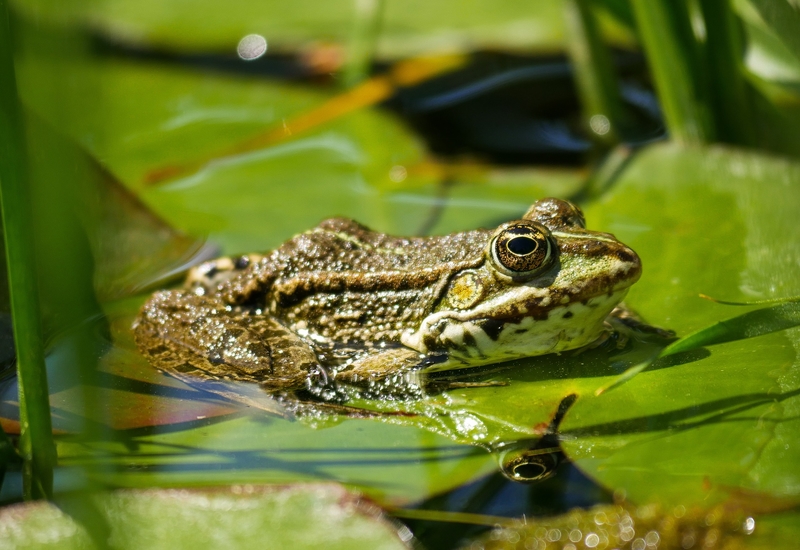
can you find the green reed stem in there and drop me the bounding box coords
[630,0,714,144]
[343,0,385,87]
[0,0,56,499]
[699,0,754,146]
[563,0,627,147]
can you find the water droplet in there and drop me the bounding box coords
[237,34,267,60]
[389,165,407,182]
[744,516,756,534]
[590,114,611,135]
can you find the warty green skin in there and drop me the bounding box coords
[133,198,642,402]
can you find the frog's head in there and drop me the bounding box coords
[401,198,642,369]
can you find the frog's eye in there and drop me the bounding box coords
[490,222,554,278]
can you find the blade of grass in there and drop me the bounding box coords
[597,299,800,394]
[0,0,56,499]
[564,0,628,147]
[630,0,715,144]
[699,293,800,306]
[342,0,386,87]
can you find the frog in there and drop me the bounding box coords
[133,198,646,409]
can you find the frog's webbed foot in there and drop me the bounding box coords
[134,290,317,392]
[607,302,676,340]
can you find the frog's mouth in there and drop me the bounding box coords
[402,244,641,365]
[407,287,631,370]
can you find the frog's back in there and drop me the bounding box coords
[278,218,488,275]
[226,218,490,345]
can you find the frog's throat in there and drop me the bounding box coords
[401,288,629,370]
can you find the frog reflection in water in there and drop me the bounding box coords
[134,198,645,408]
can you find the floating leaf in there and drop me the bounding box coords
[0,484,412,550]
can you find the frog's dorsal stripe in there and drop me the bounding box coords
[551,230,618,243]
[309,227,378,249]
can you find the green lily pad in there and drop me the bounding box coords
[560,143,800,506]
[0,484,412,550]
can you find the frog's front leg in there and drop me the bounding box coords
[332,347,430,400]
[337,347,504,399]
[134,289,317,392]
[607,303,676,340]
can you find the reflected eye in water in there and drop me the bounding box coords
[490,221,554,279]
[495,394,576,483]
[499,448,563,483]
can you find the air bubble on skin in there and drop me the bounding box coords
[452,412,488,441]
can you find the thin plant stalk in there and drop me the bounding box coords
[343,0,386,87]
[629,0,715,144]
[699,0,754,146]
[0,0,56,499]
[563,0,627,147]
